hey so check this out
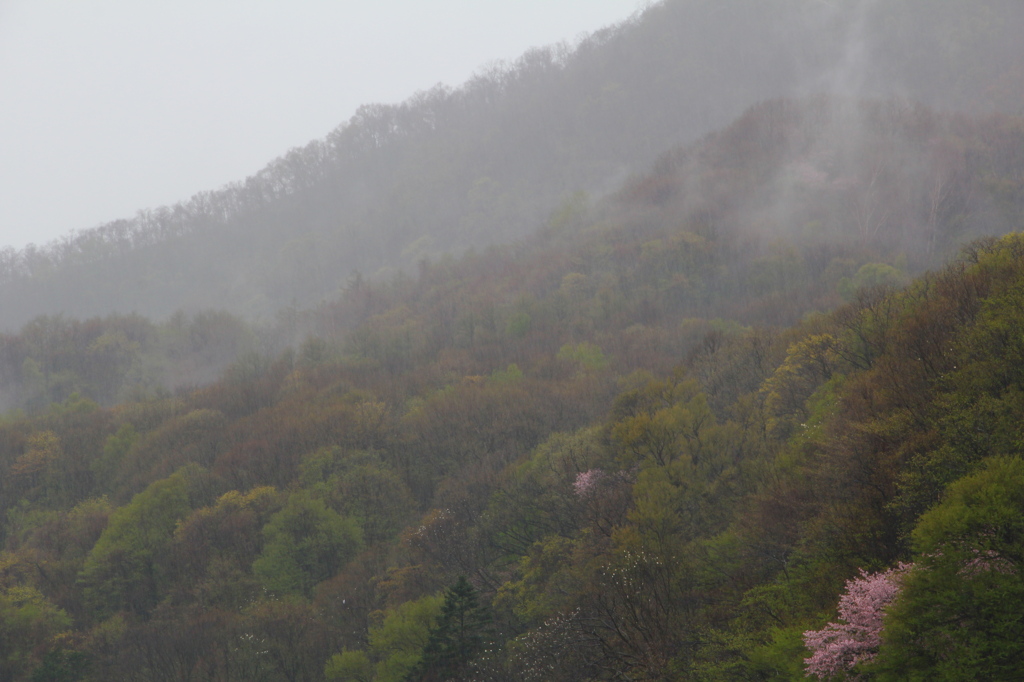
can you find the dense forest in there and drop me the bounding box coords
[2,1,1024,681]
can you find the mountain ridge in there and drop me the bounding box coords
[3,0,1023,330]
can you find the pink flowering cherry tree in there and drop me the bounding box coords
[803,563,911,679]
[573,469,606,497]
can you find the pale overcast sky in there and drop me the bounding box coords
[0,1,642,249]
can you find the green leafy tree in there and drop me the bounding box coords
[873,456,1024,680]
[79,471,191,616]
[0,586,72,681]
[557,342,608,374]
[325,649,374,682]
[241,597,332,682]
[837,262,905,300]
[30,647,88,682]
[90,423,137,492]
[331,463,417,545]
[7,431,63,503]
[253,491,363,596]
[169,486,281,609]
[325,593,444,682]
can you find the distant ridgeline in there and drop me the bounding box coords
[1,0,1023,329]
[1,94,1024,415]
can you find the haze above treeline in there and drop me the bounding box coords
[2,0,1022,333]
[0,0,640,249]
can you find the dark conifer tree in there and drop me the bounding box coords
[410,575,493,682]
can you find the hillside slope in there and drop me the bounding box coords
[3,96,1023,415]
[1,225,1022,679]
[2,0,1023,329]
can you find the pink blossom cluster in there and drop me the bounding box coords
[573,469,605,498]
[803,563,912,679]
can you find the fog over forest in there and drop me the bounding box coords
[1,2,1023,681]
[0,0,639,249]
[3,0,1021,331]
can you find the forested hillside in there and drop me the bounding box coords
[3,95,1023,414]
[1,225,1023,679]
[0,94,1023,678]
[2,1,1024,680]
[2,0,1023,329]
